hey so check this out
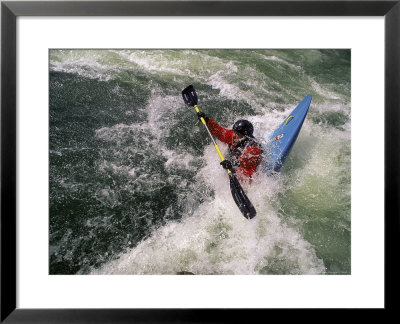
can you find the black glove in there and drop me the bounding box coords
[220,160,234,172]
[197,111,209,123]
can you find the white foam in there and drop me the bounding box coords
[93,141,326,275]
[50,50,125,81]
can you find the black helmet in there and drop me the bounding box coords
[233,120,254,137]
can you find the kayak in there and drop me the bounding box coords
[261,94,312,173]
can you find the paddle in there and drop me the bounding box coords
[182,85,257,219]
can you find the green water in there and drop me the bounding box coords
[49,49,351,275]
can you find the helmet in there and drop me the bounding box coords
[233,120,254,137]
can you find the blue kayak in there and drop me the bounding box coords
[261,94,312,173]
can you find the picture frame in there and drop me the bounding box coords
[1,0,399,321]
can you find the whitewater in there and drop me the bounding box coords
[49,49,351,275]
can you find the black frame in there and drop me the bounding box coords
[1,0,399,322]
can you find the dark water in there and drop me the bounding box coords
[49,49,351,275]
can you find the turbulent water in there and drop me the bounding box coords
[49,49,351,275]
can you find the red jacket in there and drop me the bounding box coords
[207,118,262,178]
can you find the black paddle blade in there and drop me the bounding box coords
[229,174,257,219]
[182,85,198,106]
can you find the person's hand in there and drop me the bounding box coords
[197,111,209,123]
[220,160,234,172]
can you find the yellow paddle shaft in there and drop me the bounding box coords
[193,105,231,174]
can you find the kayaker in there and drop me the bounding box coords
[196,112,262,179]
